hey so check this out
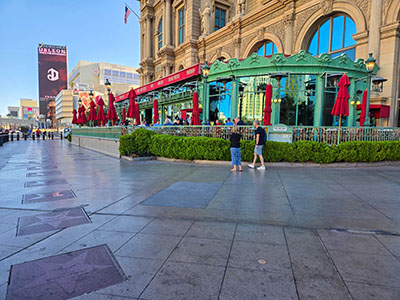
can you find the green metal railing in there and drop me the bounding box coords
[72,125,400,145]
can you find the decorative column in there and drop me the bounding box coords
[284,14,295,54]
[313,75,324,126]
[164,0,172,46]
[368,0,382,63]
[146,16,153,58]
[348,78,356,127]
[231,78,239,118]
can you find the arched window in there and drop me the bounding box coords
[307,15,356,60]
[157,18,163,51]
[256,41,278,57]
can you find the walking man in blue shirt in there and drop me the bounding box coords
[248,120,266,170]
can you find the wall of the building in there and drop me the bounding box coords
[139,0,400,127]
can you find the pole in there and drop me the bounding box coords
[295,100,299,126]
[202,78,208,125]
[363,73,372,126]
[338,115,342,144]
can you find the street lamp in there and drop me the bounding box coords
[364,53,376,126]
[270,73,287,124]
[105,79,112,93]
[201,62,210,125]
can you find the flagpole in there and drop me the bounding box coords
[125,2,140,20]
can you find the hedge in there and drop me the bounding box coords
[119,128,400,163]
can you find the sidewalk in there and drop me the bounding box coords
[0,140,399,299]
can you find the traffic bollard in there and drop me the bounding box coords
[17,133,20,141]
[10,134,13,141]
[51,132,54,140]
[24,133,27,140]
[42,134,45,140]
[32,134,35,140]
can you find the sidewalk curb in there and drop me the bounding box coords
[121,155,400,168]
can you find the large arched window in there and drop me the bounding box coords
[256,40,278,57]
[307,15,356,60]
[157,18,163,51]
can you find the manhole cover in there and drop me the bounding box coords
[6,244,127,299]
[17,207,91,236]
[22,190,76,204]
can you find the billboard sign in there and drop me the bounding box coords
[38,44,68,115]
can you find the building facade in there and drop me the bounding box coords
[7,106,19,118]
[138,0,400,127]
[19,99,39,120]
[69,61,140,96]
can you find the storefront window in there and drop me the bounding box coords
[209,81,232,123]
[323,76,347,126]
[307,15,356,60]
[279,75,316,126]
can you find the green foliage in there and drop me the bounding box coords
[120,129,400,164]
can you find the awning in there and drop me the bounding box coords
[357,104,390,119]
[115,64,202,103]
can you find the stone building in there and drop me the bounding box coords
[138,0,400,126]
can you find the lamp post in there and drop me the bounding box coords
[201,62,210,125]
[89,90,94,127]
[105,79,112,126]
[364,53,376,126]
[78,98,82,127]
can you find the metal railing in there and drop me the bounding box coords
[72,125,400,144]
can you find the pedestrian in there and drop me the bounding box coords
[225,118,234,125]
[234,117,244,125]
[230,125,242,172]
[248,120,266,170]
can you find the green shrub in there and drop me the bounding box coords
[120,128,400,164]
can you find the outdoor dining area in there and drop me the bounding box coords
[71,51,400,144]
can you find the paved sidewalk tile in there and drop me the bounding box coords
[186,221,236,240]
[141,219,192,236]
[98,216,152,233]
[141,261,225,300]
[235,223,286,245]
[116,233,181,260]
[219,268,297,300]
[347,282,400,300]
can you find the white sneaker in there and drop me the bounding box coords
[257,166,266,170]
[248,164,255,169]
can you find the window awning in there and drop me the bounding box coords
[357,104,390,119]
[115,64,202,103]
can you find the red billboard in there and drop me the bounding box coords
[38,44,68,115]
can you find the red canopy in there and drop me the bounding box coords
[88,100,97,121]
[331,74,350,117]
[359,89,367,127]
[153,99,159,124]
[263,84,273,126]
[127,89,136,118]
[190,91,201,125]
[106,93,118,122]
[122,107,126,123]
[96,97,106,126]
[72,109,78,124]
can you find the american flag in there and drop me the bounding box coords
[124,5,131,24]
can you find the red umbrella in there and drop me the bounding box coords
[135,103,140,125]
[263,84,273,126]
[359,89,367,127]
[96,97,106,127]
[331,74,350,142]
[127,89,136,118]
[72,109,78,124]
[88,100,97,122]
[122,107,126,123]
[153,99,159,124]
[106,93,118,125]
[190,91,201,125]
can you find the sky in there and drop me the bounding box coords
[0,0,141,116]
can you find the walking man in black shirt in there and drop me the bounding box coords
[248,120,266,170]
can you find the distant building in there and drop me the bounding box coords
[7,106,19,118]
[68,61,140,96]
[19,99,39,120]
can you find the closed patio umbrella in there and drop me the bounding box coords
[190,91,201,125]
[153,99,159,124]
[127,89,136,119]
[135,103,140,125]
[96,97,106,127]
[331,73,350,142]
[78,105,87,125]
[122,107,126,124]
[263,84,273,126]
[359,89,367,127]
[106,92,118,125]
[88,100,97,123]
[72,109,78,125]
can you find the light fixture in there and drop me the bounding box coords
[202,62,210,79]
[270,73,287,85]
[365,53,376,73]
[372,77,387,93]
[105,79,111,92]
[278,99,282,103]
